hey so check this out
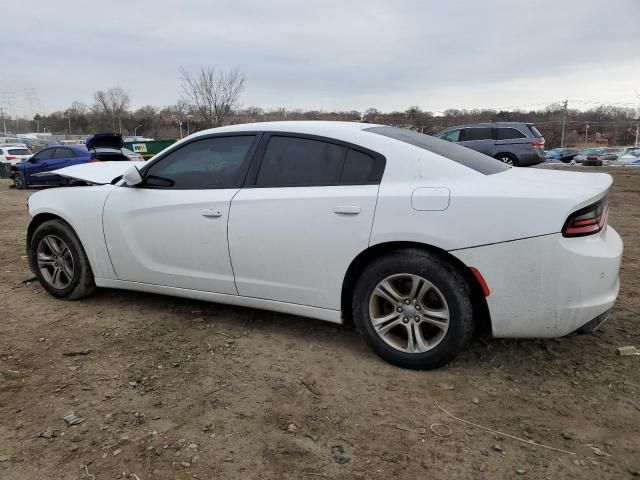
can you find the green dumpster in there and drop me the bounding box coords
[123,140,177,160]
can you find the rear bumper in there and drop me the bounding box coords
[518,149,546,167]
[451,226,623,338]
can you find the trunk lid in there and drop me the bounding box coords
[86,133,124,150]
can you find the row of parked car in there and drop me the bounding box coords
[2,134,144,189]
[544,146,640,166]
[3,124,638,190]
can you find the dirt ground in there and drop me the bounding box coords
[0,167,639,480]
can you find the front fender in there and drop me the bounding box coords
[28,185,118,280]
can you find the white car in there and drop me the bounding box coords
[616,148,640,165]
[25,122,622,369]
[0,144,32,165]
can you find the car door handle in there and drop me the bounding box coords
[333,205,361,215]
[201,208,222,218]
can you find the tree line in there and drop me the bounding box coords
[15,66,640,148]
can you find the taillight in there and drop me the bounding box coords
[530,140,545,149]
[5,156,16,161]
[562,198,608,237]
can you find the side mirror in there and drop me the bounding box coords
[123,166,143,186]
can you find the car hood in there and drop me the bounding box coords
[50,161,146,185]
[86,133,124,150]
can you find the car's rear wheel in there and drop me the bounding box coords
[495,153,518,166]
[30,219,96,300]
[13,172,26,189]
[352,249,474,369]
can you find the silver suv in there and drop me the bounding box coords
[435,122,545,167]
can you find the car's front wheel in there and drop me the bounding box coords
[13,172,26,189]
[352,249,474,369]
[30,219,96,300]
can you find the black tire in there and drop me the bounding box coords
[13,172,26,189]
[30,219,96,300]
[352,249,474,369]
[495,153,518,167]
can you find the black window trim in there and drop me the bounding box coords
[134,132,262,190]
[243,131,386,188]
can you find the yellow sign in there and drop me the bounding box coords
[132,143,147,153]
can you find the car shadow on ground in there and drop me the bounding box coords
[88,286,601,373]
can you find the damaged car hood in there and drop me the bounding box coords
[49,161,146,185]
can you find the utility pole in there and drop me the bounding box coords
[0,106,7,133]
[585,123,589,145]
[560,99,568,147]
[635,123,639,147]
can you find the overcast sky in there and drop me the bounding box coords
[2,0,639,116]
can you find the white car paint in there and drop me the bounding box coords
[0,144,32,165]
[228,184,379,309]
[28,121,622,338]
[102,187,239,293]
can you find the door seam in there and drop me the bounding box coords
[227,188,242,295]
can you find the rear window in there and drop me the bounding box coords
[529,125,543,138]
[8,148,30,155]
[497,128,527,140]
[364,126,510,175]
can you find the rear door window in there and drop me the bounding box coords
[256,136,345,187]
[340,149,376,183]
[463,127,494,141]
[53,148,74,159]
[497,128,527,140]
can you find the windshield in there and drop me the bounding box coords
[364,126,510,175]
[582,148,601,155]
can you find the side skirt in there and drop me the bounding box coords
[94,278,343,324]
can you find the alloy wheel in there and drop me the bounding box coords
[36,234,74,289]
[368,273,450,353]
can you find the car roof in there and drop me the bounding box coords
[192,121,372,135]
[39,145,88,153]
[186,121,383,146]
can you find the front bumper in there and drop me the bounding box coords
[451,226,623,338]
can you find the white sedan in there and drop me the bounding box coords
[25,122,622,369]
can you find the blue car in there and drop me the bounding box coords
[10,133,130,189]
[544,148,579,163]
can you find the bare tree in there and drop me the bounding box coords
[180,66,245,127]
[92,86,130,131]
[68,101,88,116]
